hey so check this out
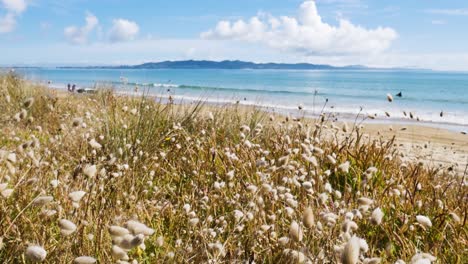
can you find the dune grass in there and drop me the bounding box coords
[0,74,466,263]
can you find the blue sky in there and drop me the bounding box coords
[1,0,468,70]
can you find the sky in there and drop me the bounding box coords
[1,0,468,70]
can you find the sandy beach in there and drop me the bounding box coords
[52,87,468,173]
[363,123,468,172]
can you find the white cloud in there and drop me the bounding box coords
[0,12,15,33]
[109,19,139,42]
[201,1,397,56]
[0,0,27,33]
[5,37,468,71]
[64,12,99,45]
[2,0,26,14]
[426,9,468,16]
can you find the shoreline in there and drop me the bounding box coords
[46,85,468,172]
[48,83,468,133]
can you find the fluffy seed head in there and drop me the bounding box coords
[109,226,130,237]
[25,245,47,262]
[111,245,129,260]
[74,256,96,264]
[115,234,145,250]
[289,221,303,242]
[88,139,102,150]
[83,164,97,178]
[125,220,154,236]
[410,253,436,263]
[33,196,54,206]
[278,236,289,246]
[370,208,384,225]
[59,219,77,236]
[338,161,350,173]
[302,207,315,228]
[341,236,360,264]
[357,197,374,206]
[69,191,86,202]
[448,212,461,223]
[416,215,432,229]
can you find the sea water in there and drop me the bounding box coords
[13,68,468,128]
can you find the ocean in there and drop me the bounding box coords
[12,68,468,129]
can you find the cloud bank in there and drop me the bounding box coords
[64,14,139,44]
[109,19,139,42]
[201,1,397,56]
[0,0,27,33]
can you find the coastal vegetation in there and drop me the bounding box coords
[0,74,466,263]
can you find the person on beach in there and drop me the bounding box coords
[67,83,71,92]
[72,84,76,92]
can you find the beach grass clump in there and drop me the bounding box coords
[0,74,466,263]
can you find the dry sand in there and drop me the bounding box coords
[52,88,468,174]
[362,123,468,173]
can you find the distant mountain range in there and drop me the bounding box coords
[59,60,369,70]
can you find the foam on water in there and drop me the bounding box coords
[16,68,468,130]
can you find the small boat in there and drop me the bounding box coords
[77,88,97,94]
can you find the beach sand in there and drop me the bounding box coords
[362,123,468,173]
[51,88,468,173]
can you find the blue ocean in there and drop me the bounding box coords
[12,68,468,128]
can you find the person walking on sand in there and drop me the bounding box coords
[67,83,71,92]
[72,84,76,92]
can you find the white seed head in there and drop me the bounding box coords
[341,236,360,264]
[111,245,129,260]
[33,196,54,206]
[83,164,97,178]
[125,220,154,236]
[289,221,303,242]
[88,139,102,150]
[115,234,145,250]
[189,218,200,226]
[338,161,350,173]
[416,215,432,229]
[357,197,374,206]
[370,208,384,225]
[69,191,86,202]
[278,236,290,246]
[410,253,436,263]
[25,245,47,262]
[342,220,358,234]
[109,226,130,237]
[448,212,461,223]
[74,256,96,264]
[156,236,164,247]
[50,180,59,188]
[59,219,77,236]
[302,207,315,228]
